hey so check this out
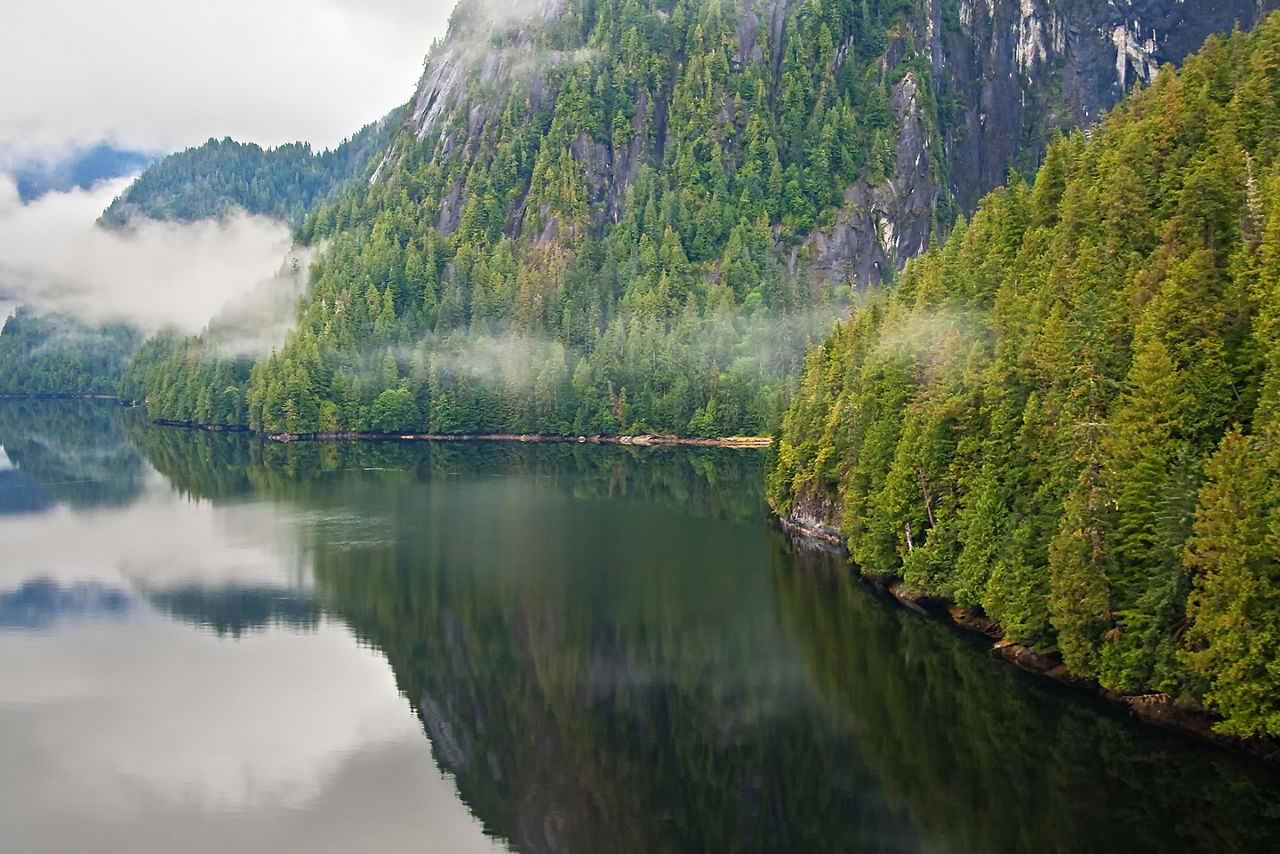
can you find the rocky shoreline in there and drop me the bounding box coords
[778,512,1280,763]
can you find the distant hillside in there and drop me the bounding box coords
[98,109,401,228]
[3,143,156,202]
[0,308,139,397]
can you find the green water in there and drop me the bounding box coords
[1,400,1278,853]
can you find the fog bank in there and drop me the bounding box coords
[0,176,295,334]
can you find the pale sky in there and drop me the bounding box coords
[0,0,457,158]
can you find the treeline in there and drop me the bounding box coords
[98,111,399,227]
[0,308,140,397]
[769,15,1280,737]
[124,0,959,437]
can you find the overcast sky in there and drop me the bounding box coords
[1,0,456,158]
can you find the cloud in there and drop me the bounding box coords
[0,0,454,157]
[0,174,299,334]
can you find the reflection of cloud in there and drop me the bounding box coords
[0,439,504,852]
[0,620,410,809]
[0,175,294,334]
[0,620,504,853]
[0,487,304,591]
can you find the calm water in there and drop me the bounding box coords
[2,400,1279,853]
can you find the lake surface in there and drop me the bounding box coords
[2,400,1280,853]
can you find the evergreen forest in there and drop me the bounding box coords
[0,308,140,397]
[122,0,965,438]
[769,13,1280,737]
[98,113,399,227]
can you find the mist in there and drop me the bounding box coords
[0,174,297,336]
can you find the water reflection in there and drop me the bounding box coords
[0,399,146,510]
[773,540,1280,852]
[0,401,502,854]
[0,578,131,629]
[3,400,1280,853]
[143,583,320,638]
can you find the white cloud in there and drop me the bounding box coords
[0,0,456,157]
[0,174,297,333]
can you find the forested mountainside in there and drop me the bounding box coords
[98,111,400,227]
[0,309,139,396]
[770,13,1280,737]
[125,0,1276,438]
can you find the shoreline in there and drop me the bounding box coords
[151,419,772,449]
[0,393,126,401]
[777,512,1280,763]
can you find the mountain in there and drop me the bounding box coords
[3,143,156,202]
[98,110,401,228]
[769,12,1280,738]
[126,0,1276,439]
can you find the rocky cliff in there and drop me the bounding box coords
[805,0,1278,286]
[380,0,1276,292]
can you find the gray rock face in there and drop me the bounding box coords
[937,0,1274,214]
[383,0,1278,290]
[804,0,1279,291]
[802,71,938,290]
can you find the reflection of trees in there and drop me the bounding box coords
[0,468,54,515]
[126,422,1280,851]
[143,584,321,638]
[294,454,915,853]
[0,400,146,509]
[772,535,1280,853]
[132,424,768,525]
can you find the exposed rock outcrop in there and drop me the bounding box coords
[376,0,1277,294]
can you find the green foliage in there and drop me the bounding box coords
[769,15,1280,736]
[0,309,140,397]
[127,0,981,438]
[99,112,399,228]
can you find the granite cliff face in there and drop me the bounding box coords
[380,0,1276,291]
[803,0,1279,287]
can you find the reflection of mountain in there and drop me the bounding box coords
[0,400,145,509]
[772,537,1280,852]
[123,417,1280,851]
[140,427,905,850]
[310,496,912,853]
[143,584,320,638]
[0,578,130,629]
[0,466,53,515]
